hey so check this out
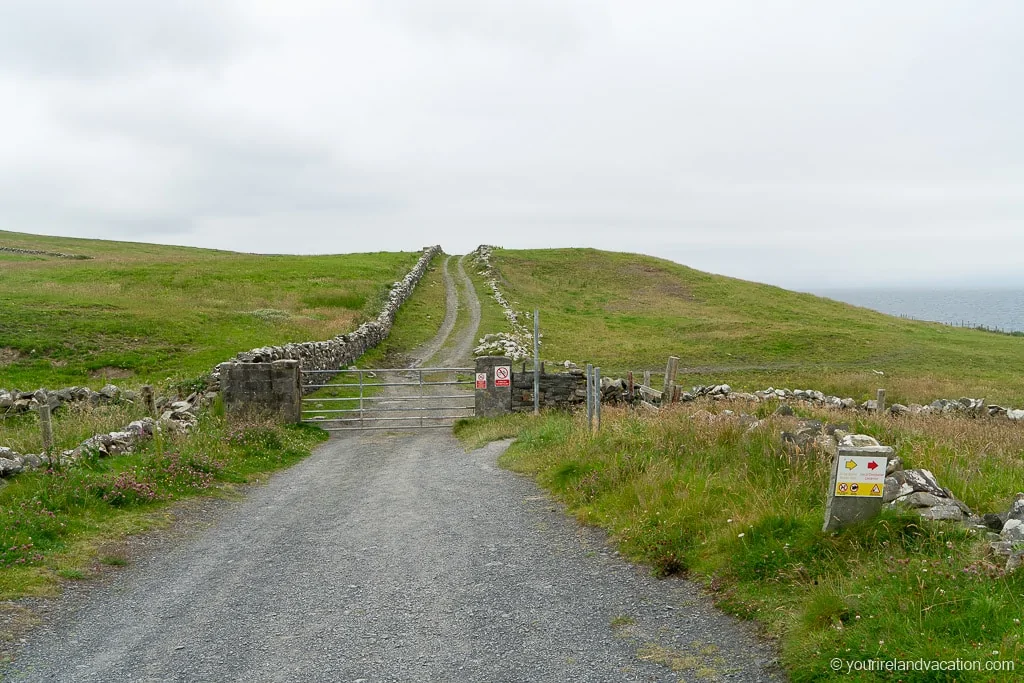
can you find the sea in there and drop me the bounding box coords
[810,288,1024,334]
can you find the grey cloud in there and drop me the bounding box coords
[0,0,242,78]
[0,1,1022,287]
[374,0,588,54]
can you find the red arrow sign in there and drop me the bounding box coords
[867,461,878,471]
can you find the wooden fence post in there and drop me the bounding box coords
[642,370,651,389]
[664,356,679,403]
[141,384,156,416]
[533,309,540,416]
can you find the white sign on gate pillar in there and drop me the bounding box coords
[475,356,512,417]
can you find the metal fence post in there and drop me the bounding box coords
[533,309,540,416]
[594,367,602,432]
[585,362,593,428]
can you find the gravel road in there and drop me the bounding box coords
[1,253,782,682]
[1,434,780,682]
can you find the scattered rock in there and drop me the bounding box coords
[840,434,880,448]
[919,503,970,521]
[899,491,946,508]
[736,413,759,429]
[982,513,1005,532]
[1001,519,1024,543]
[0,458,23,477]
[886,468,972,521]
[774,404,795,417]
[1006,493,1024,523]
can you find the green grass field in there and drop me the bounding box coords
[0,230,421,390]
[474,247,1024,406]
[0,238,449,608]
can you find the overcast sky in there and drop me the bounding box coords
[2,1,1021,288]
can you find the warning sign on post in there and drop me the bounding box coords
[494,366,511,388]
[475,373,488,390]
[835,456,888,497]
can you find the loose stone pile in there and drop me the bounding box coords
[0,245,91,259]
[990,495,1024,571]
[0,391,206,480]
[0,384,134,415]
[651,383,1024,423]
[0,418,157,479]
[469,245,537,361]
[680,412,1024,571]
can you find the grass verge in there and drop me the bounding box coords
[455,407,1024,681]
[0,414,327,603]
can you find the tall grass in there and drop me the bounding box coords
[1,402,151,454]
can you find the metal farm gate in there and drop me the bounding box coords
[300,367,476,431]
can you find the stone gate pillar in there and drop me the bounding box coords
[220,359,302,424]
[475,356,512,418]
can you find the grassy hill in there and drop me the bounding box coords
[0,231,422,389]
[462,247,1024,678]
[475,248,1024,405]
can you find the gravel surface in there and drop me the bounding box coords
[1,251,782,681]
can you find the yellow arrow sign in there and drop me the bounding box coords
[845,459,858,470]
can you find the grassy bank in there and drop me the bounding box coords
[478,248,1024,406]
[456,408,1024,681]
[0,413,327,603]
[0,230,420,389]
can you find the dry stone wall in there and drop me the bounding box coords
[0,246,442,480]
[511,365,587,412]
[469,245,537,361]
[0,246,90,259]
[213,245,441,390]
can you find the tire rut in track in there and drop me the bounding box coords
[409,255,459,369]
